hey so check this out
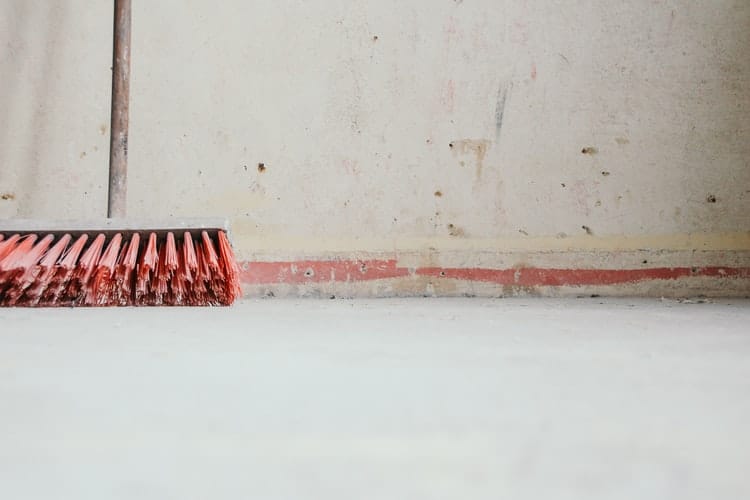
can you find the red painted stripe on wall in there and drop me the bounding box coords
[240,260,750,286]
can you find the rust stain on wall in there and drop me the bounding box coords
[450,139,491,183]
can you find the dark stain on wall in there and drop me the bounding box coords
[448,223,465,237]
[495,83,512,139]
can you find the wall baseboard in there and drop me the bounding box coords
[238,249,750,298]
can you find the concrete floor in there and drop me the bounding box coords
[1,299,749,500]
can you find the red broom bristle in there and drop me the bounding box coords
[136,233,158,303]
[107,243,129,305]
[163,233,180,303]
[0,234,37,271]
[114,233,139,306]
[182,232,197,282]
[1,234,54,306]
[164,233,178,271]
[171,240,186,304]
[65,233,106,305]
[190,243,209,305]
[204,243,217,304]
[0,235,38,298]
[217,230,242,304]
[44,234,89,305]
[152,242,168,304]
[23,234,72,306]
[201,231,221,273]
[201,231,227,305]
[40,235,73,267]
[87,233,122,305]
[0,234,21,261]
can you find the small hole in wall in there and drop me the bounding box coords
[440,271,446,277]
[642,260,648,264]
[372,35,379,41]
[706,194,717,203]
[449,142,454,148]
[257,163,266,173]
[304,269,314,277]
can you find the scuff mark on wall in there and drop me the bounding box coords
[571,180,595,216]
[341,158,359,175]
[443,15,462,42]
[495,83,512,139]
[440,79,456,112]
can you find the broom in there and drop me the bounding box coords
[0,0,242,307]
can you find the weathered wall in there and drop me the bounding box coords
[1,1,749,296]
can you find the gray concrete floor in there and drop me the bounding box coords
[1,298,749,500]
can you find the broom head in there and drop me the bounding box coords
[0,219,242,307]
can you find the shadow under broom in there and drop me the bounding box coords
[0,0,242,307]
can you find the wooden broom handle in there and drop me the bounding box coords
[108,0,131,218]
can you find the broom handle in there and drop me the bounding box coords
[107,0,131,218]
